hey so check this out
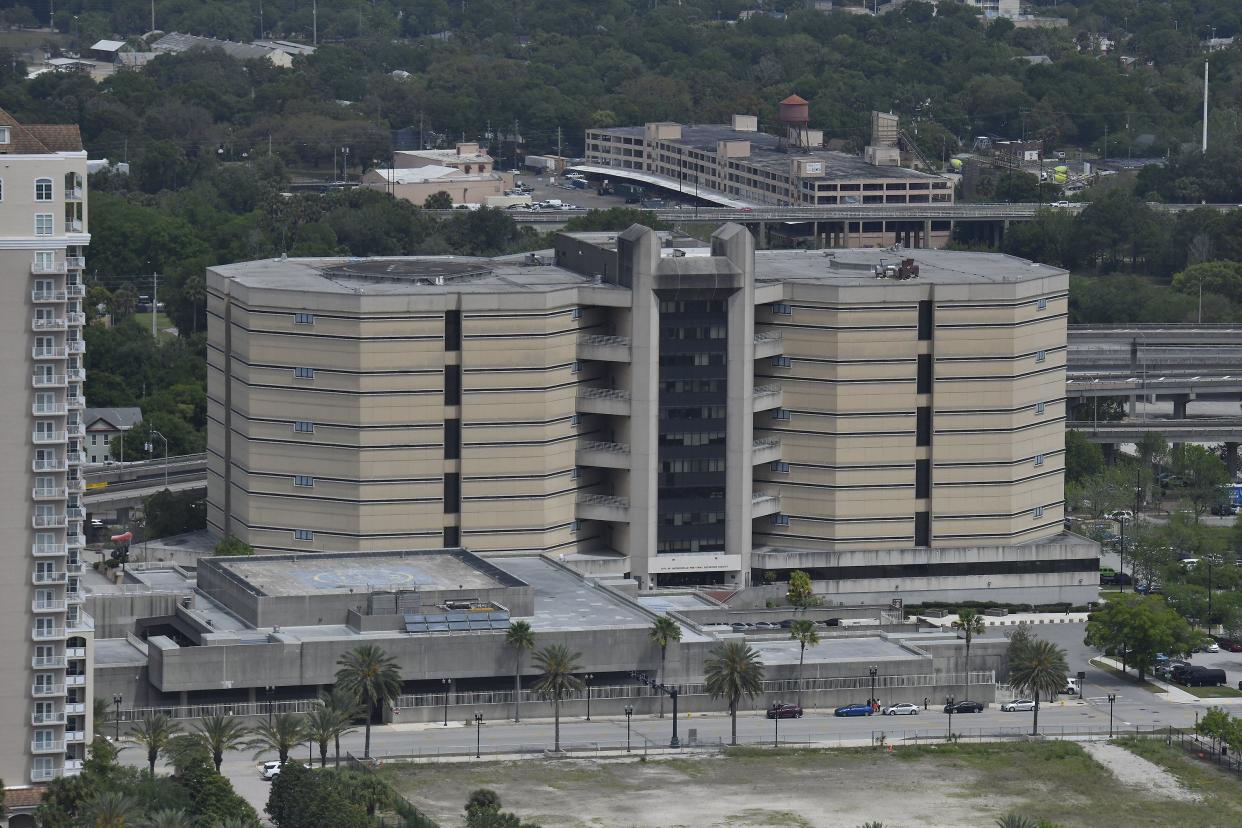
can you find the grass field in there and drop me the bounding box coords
[1088,658,1165,693]
[385,740,1242,828]
[131,312,176,338]
[1183,685,1242,698]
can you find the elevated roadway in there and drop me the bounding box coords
[1067,418,1242,443]
[84,454,208,512]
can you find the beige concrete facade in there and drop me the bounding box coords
[207,228,1090,605]
[0,110,94,795]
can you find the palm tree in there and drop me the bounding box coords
[246,713,307,765]
[129,712,181,776]
[334,644,403,759]
[142,809,194,828]
[952,608,988,679]
[191,715,250,772]
[505,620,535,722]
[93,696,110,738]
[649,617,682,718]
[1008,638,1069,737]
[112,282,138,319]
[532,644,584,753]
[81,790,142,828]
[789,619,820,708]
[181,273,206,333]
[323,686,363,768]
[305,702,356,768]
[704,640,765,746]
[212,819,260,828]
[995,816,1039,828]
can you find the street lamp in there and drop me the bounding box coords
[1205,554,1224,630]
[630,671,680,748]
[624,705,633,753]
[112,693,123,742]
[773,703,780,747]
[473,712,483,759]
[442,678,451,726]
[146,430,169,489]
[868,665,879,708]
[1107,693,1117,739]
[584,673,594,721]
[946,694,955,740]
[1109,514,1129,592]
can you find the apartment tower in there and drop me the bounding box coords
[0,109,93,795]
[207,225,1095,606]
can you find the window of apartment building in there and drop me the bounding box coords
[917,354,932,394]
[570,361,581,374]
[773,303,792,316]
[918,300,933,340]
[1033,506,1045,519]
[772,356,792,368]
[294,312,314,325]
[770,461,790,473]
[293,420,314,433]
[1037,297,1049,310]
[444,309,461,350]
[0,126,9,144]
[570,520,579,534]
[1035,350,1047,363]
[915,511,930,546]
[34,250,53,270]
[35,213,53,235]
[571,466,580,479]
[774,409,792,421]
[35,178,53,201]
[293,367,314,379]
[571,307,582,320]
[293,475,314,488]
[444,365,461,405]
[916,406,931,446]
[771,513,790,527]
[916,459,930,499]
[1034,454,1045,467]
[1035,401,1046,415]
[294,529,313,541]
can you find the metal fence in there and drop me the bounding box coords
[113,698,322,723]
[394,672,994,711]
[1170,730,1242,776]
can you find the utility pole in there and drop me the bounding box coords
[313,0,318,45]
[150,0,155,32]
[557,126,563,161]
[259,0,264,39]
[1202,59,1210,153]
[151,273,158,339]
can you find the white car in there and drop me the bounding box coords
[1203,641,1221,653]
[882,702,920,716]
[1002,699,1037,712]
[1107,510,1134,522]
[260,760,282,781]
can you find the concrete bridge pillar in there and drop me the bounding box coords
[1102,443,1118,465]
[1227,443,1239,477]
[923,219,932,249]
[1129,338,1139,416]
[1172,394,1190,420]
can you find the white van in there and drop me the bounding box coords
[1060,677,1080,695]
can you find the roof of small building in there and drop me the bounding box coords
[0,107,83,153]
[152,32,276,61]
[84,407,144,430]
[91,39,127,52]
[396,147,494,165]
[780,94,808,105]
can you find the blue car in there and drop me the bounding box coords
[834,703,874,717]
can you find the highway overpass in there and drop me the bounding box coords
[84,454,208,512]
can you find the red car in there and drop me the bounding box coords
[767,703,803,719]
[1217,638,1242,653]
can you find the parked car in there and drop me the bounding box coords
[767,703,803,719]
[834,703,874,717]
[1001,699,1036,712]
[944,700,985,714]
[778,619,796,629]
[882,702,920,716]
[1216,638,1242,653]
[1202,640,1221,653]
[1107,509,1134,522]
[1179,666,1227,687]
[260,760,282,781]
[1210,502,1237,516]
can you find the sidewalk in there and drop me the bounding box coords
[1096,656,1242,704]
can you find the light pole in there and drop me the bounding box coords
[1205,553,1224,631]
[473,712,483,759]
[1108,693,1117,738]
[584,673,594,721]
[946,694,955,740]
[630,671,680,748]
[625,705,633,753]
[868,665,879,709]
[146,430,169,489]
[773,704,780,747]
[112,693,122,742]
[442,678,451,726]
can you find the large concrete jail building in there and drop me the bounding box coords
[206,224,1097,605]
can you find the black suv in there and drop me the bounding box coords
[944,700,985,714]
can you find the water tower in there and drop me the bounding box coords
[779,94,810,148]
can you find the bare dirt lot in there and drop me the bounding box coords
[386,740,1242,828]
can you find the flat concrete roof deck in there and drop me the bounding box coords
[755,248,1067,286]
[751,636,918,667]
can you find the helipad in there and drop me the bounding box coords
[215,550,507,597]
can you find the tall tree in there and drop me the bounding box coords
[322,686,363,768]
[129,712,181,777]
[1008,638,1068,736]
[1173,444,1230,520]
[80,791,142,828]
[786,570,814,610]
[789,619,820,708]
[531,644,584,753]
[505,620,535,723]
[334,644,403,759]
[952,609,988,679]
[649,616,682,718]
[1085,592,1200,680]
[304,703,356,768]
[246,713,306,766]
[704,640,765,746]
[190,715,250,773]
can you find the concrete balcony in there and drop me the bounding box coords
[33,458,67,472]
[67,477,85,493]
[65,730,85,743]
[32,543,65,557]
[65,589,84,604]
[66,340,84,355]
[577,387,631,416]
[31,260,67,275]
[752,439,781,465]
[65,367,85,382]
[578,334,632,362]
[65,256,86,270]
[754,330,784,359]
[65,505,85,521]
[66,450,86,466]
[32,373,67,388]
[66,219,84,233]
[64,759,83,775]
[577,494,631,522]
[66,647,86,659]
[31,628,66,643]
[751,491,781,518]
[33,345,68,359]
[65,283,85,298]
[65,674,87,687]
[66,187,84,201]
[33,401,68,416]
[32,711,65,726]
[66,311,86,325]
[66,422,84,440]
[33,487,68,501]
[33,655,66,669]
[33,317,67,331]
[31,767,60,782]
[753,385,783,413]
[65,702,85,715]
[33,600,68,613]
[576,440,631,469]
[66,614,93,633]
[32,289,67,303]
[33,430,68,445]
[33,570,66,585]
[33,513,66,529]
[31,740,65,755]
[65,559,84,573]
[66,395,86,409]
[67,532,86,548]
